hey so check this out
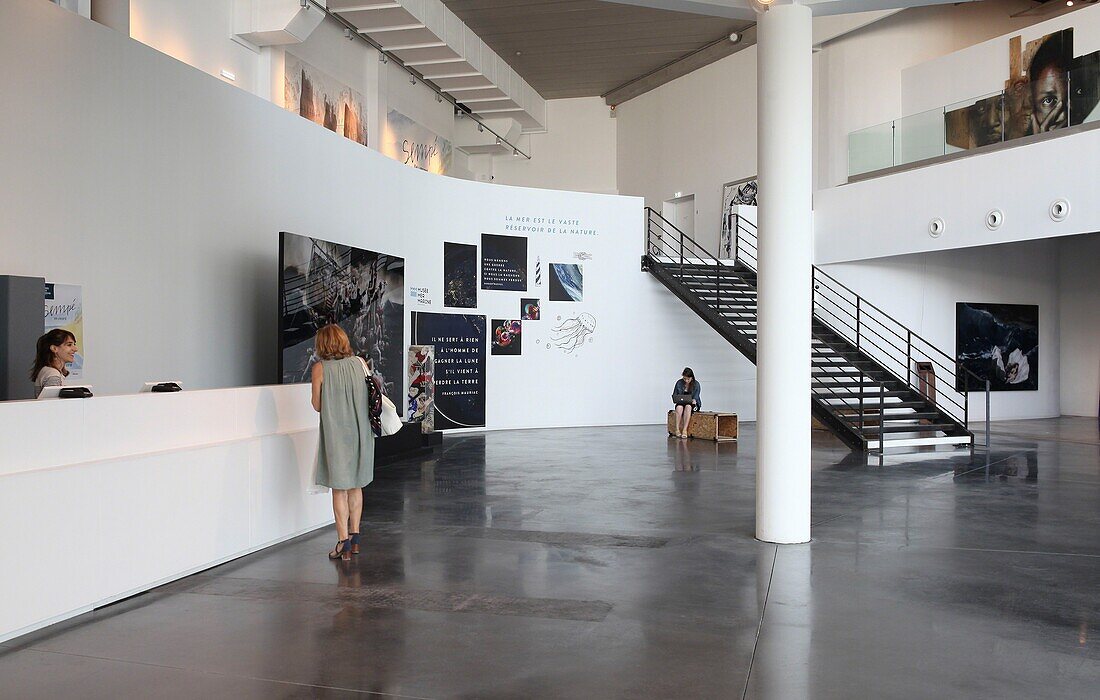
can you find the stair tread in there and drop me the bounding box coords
[840,412,943,422]
[863,424,960,434]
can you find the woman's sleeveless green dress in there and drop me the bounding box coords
[313,357,375,490]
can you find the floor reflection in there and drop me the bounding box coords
[3,421,1099,698]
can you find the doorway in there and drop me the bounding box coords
[662,194,695,238]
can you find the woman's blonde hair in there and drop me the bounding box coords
[315,324,354,361]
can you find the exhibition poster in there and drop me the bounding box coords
[411,313,486,430]
[481,234,528,291]
[279,232,405,397]
[381,109,453,175]
[408,345,435,432]
[44,282,83,379]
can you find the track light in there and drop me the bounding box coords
[344,28,353,40]
[513,148,519,157]
[496,137,502,145]
[437,94,443,103]
[300,0,309,8]
[379,53,388,64]
[478,124,484,133]
[409,75,416,85]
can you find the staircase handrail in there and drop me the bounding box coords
[706,208,986,448]
[734,215,984,398]
[646,207,724,264]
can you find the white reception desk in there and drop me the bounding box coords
[0,384,329,643]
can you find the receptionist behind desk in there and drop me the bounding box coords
[31,329,77,398]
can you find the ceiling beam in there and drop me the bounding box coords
[604,25,757,105]
[599,0,977,20]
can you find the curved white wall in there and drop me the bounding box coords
[0,0,755,426]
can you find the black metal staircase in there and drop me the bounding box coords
[643,207,984,454]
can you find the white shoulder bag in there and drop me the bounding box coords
[359,357,403,436]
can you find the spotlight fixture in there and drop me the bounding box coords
[379,53,388,64]
[409,75,416,85]
[513,148,519,157]
[496,137,502,145]
[437,94,443,103]
[729,32,740,44]
[1068,1,1074,6]
[749,0,773,11]
[300,0,309,8]
[344,28,353,40]
[478,124,484,133]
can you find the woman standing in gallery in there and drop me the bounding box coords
[30,329,78,398]
[672,367,702,439]
[311,324,377,561]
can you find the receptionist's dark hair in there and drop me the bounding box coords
[30,329,76,381]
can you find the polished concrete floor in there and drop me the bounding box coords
[3,419,1100,699]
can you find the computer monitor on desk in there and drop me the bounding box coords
[140,381,183,393]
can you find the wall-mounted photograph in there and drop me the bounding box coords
[721,177,757,259]
[491,319,522,356]
[443,242,477,308]
[284,54,367,147]
[956,302,1039,392]
[548,263,583,302]
[521,298,540,321]
[279,232,404,396]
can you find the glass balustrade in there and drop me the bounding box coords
[848,67,1100,180]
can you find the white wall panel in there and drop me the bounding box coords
[1058,234,1100,417]
[0,0,747,428]
[0,386,329,643]
[820,240,1062,421]
[814,126,1100,263]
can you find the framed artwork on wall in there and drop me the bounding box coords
[956,302,1039,392]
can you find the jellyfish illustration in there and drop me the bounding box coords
[551,313,596,353]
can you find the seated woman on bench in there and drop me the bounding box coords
[671,367,701,439]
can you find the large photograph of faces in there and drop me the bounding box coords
[955,302,1039,392]
[279,232,405,396]
[946,28,1100,151]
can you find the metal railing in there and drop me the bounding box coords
[647,208,991,454]
[646,208,741,320]
[733,216,989,452]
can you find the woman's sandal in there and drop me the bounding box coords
[349,532,361,555]
[328,539,351,561]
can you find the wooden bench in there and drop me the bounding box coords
[667,411,738,442]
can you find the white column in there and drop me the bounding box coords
[755,2,812,544]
